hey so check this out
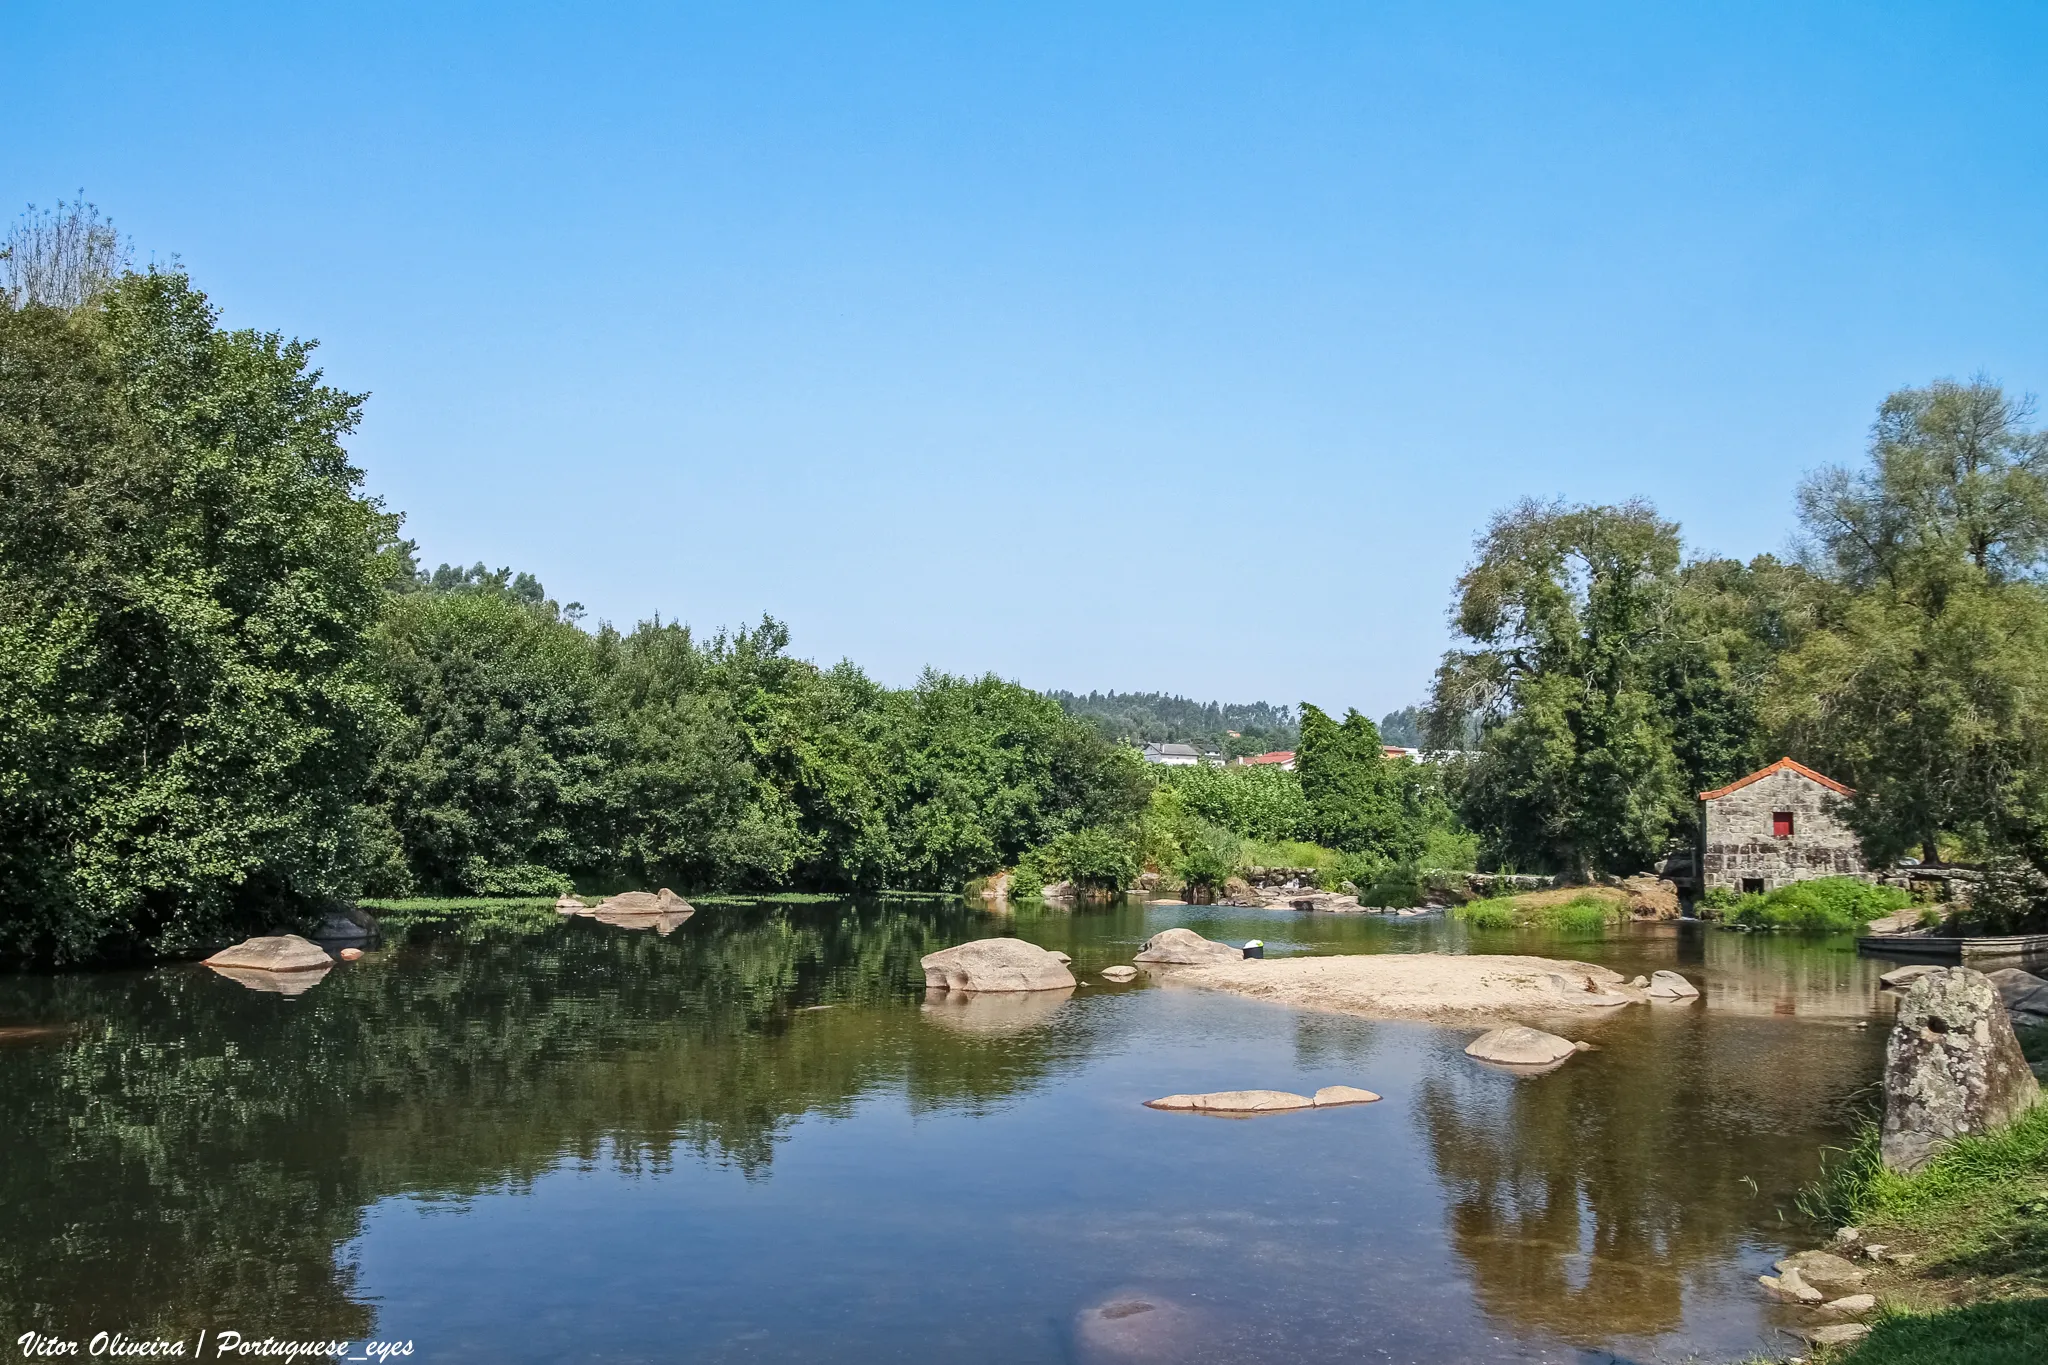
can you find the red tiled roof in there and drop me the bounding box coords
[1699,757,1854,801]
[1243,751,1295,766]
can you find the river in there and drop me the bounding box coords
[0,897,1893,1362]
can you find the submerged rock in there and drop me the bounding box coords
[1881,966,2041,1172]
[1645,970,1701,999]
[1073,1290,1211,1362]
[1464,1025,1577,1067]
[921,938,1077,992]
[1132,928,1243,965]
[203,934,333,973]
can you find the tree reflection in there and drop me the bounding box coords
[1416,1007,1881,1345]
[0,900,1080,1339]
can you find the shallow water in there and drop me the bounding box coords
[0,898,1895,1362]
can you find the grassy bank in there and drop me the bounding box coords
[1703,876,1915,934]
[1789,1104,2048,1363]
[1453,885,1632,933]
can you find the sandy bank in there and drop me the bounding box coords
[1159,952,1650,1023]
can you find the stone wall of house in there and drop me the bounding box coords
[1700,769,1865,892]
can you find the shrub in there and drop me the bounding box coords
[1726,877,1910,933]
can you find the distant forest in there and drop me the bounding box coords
[1049,691,1298,759]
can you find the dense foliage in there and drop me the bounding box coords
[0,270,399,964]
[1049,689,1297,759]
[1429,381,2048,925]
[0,236,1150,963]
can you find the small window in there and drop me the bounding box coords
[1773,811,1794,838]
[1740,876,1765,895]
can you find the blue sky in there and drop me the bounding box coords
[9,2,2046,717]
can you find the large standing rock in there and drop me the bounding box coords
[1881,967,2041,1171]
[1220,876,1257,905]
[1132,927,1243,965]
[1465,1025,1577,1066]
[921,938,1077,992]
[1620,874,1682,920]
[203,935,334,972]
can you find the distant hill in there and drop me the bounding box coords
[1048,691,1297,759]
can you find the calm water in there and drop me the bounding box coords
[0,898,1896,1363]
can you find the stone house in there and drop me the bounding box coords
[1698,757,1866,894]
[1140,741,1203,766]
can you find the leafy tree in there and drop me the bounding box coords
[1297,704,1417,859]
[1771,380,2048,905]
[1432,500,1685,876]
[366,587,604,895]
[0,269,397,962]
[1156,760,1309,842]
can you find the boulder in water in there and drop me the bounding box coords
[1312,1085,1381,1106]
[1100,965,1137,982]
[1132,927,1243,965]
[1985,967,2048,1029]
[1645,970,1701,999]
[555,895,587,914]
[921,938,1076,992]
[1880,963,1941,989]
[1464,1025,1577,1067]
[203,934,333,973]
[1143,1089,1313,1114]
[1881,967,2041,1171]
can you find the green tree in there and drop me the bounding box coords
[1432,499,1685,876]
[366,586,604,894]
[1296,704,1417,859]
[1772,381,2048,903]
[0,269,398,962]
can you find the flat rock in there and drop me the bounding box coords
[1144,1089,1314,1114]
[1789,1323,1871,1347]
[1312,1085,1381,1106]
[1100,965,1137,982]
[1881,967,2041,1171]
[1645,970,1701,999]
[555,895,587,914]
[1881,963,1942,989]
[203,934,333,973]
[1465,1025,1577,1066]
[1760,1265,1823,1303]
[1132,928,1243,965]
[1816,1293,1876,1319]
[1143,1094,1200,1110]
[1048,950,1073,964]
[921,938,1077,992]
[1777,1250,1866,1295]
[1158,953,1647,1023]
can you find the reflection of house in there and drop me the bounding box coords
[1239,750,1296,770]
[1140,742,1203,766]
[1698,758,1865,894]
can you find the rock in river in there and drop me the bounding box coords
[1132,927,1243,965]
[1775,1250,1866,1296]
[1881,967,2041,1171]
[1880,963,1940,990]
[1985,967,2048,1029]
[1100,965,1137,982]
[921,938,1077,992]
[1312,1085,1381,1106]
[555,895,588,914]
[1465,1025,1578,1067]
[1144,1090,1314,1114]
[1644,970,1701,999]
[204,934,333,973]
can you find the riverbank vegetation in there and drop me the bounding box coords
[1425,381,2048,932]
[1700,877,1917,935]
[1793,1106,2048,1363]
[1454,887,1630,933]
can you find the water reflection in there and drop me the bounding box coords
[0,897,1894,1361]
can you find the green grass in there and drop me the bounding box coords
[1452,892,1624,935]
[1709,876,1913,933]
[1795,1104,2048,1363]
[1827,1298,2048,1364]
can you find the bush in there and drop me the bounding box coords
[1012,825,1141,893]
[1453,891,1623,934]
[1725,876,1911,933]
